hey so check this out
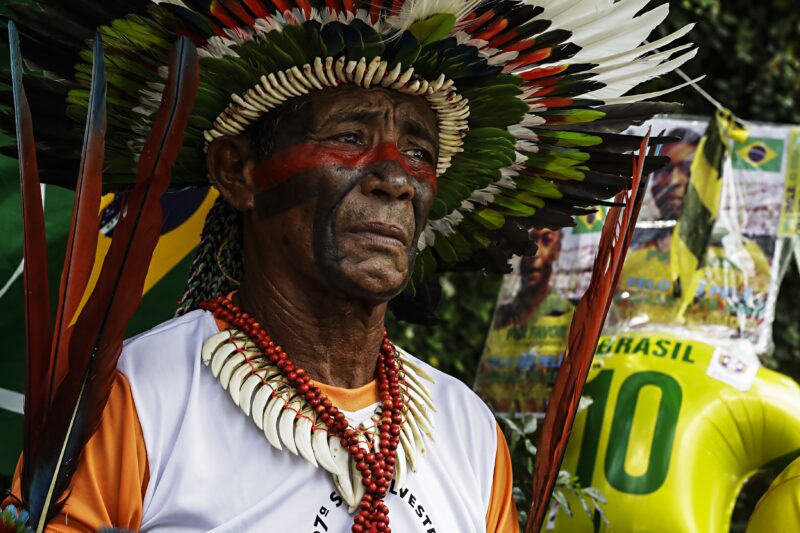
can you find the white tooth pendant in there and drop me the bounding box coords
[201,330,233,365]
[263,386,289,450]
[295,405,318,467]
[312,425,339,475]
[329,434,356,508]
[278,395,303,455]
[394,440,408,489]
[209,338,242,377]
[239,370,268,417]
[201,322,438,518]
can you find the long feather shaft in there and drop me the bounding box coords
[8,20,53,501]
[46,34,106,412]
[526,134,651,532]
[35,376,86,533]
[30,37,199,528]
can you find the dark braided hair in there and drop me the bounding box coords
[175,97,309,315]
[175,197,243,315]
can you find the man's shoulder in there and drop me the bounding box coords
[118,309,218,389]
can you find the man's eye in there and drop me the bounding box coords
[337,133,360,144]
[404,148,428,162]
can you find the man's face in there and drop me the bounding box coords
[650,140,696,220]
[246,86,438,301]
[519,229,561,288]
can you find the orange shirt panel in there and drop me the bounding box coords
[5,371,148,532]
[486,422,521,533]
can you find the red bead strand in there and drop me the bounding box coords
[200,296,404,533]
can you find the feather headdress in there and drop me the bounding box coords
[2,0,695,285]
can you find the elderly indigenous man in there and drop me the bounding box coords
[1,0,694,532]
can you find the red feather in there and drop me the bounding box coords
[220,0,257,27]
[242,0,270,18]
[29,37,200,528]
[8,20,53,503]
[46,36,106,409]
[525,133,652,533]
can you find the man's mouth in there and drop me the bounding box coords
[346,221,409,248]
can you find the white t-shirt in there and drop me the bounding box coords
[9,311,517,532]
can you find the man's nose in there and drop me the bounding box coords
[361,157,415,202]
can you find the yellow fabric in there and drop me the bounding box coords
[747,456,800,532]
[5,372,148,532]
[486,422,520,533]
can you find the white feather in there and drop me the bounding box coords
[565,0,651,43]
[584,48,697,101]
[568,4,669,64]
[601,75,706,105]
[587,24,695,68]
[588,43,695,77]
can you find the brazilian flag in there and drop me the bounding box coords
[0,150,215,477]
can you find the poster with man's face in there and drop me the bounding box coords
[475,117,800,414]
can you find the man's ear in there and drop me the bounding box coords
[207,136,257,212]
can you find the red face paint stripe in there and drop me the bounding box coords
[253,142,437,193]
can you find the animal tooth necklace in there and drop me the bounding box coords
[201,295,407,533]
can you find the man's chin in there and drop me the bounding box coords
[331,262,411,302]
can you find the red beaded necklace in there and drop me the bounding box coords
[200,295,403,533]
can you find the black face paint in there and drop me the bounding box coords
[311,160,434,301]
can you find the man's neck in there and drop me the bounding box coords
[236,267,387,389]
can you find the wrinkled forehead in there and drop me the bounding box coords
[308,86,438,141]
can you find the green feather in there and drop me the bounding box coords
[409,14,456,45]
[491,194,537,217]
[533,129,603,148]
[433,234,458,265]
[475,208,505,230]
